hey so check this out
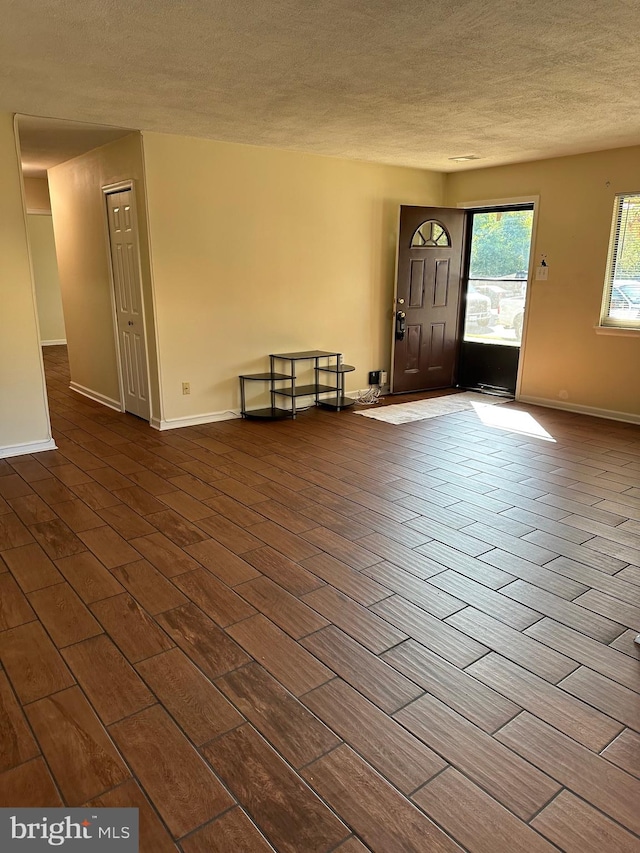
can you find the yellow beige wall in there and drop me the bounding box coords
[23,177,51,212]
[48,133,159,415]
[142,132,443,423]
[445,147,640,419]
[27,214,67,344]
[0,113,52,455]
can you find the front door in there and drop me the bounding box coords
[391,206,465,393]
[106,189,150,420]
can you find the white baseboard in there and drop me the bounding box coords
[70,381,123,412]
[41,339,67,346]
[519,395,640,425]
[150,409,241,431]
[0,438,57,459]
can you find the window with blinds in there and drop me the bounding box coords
[601,193,640,328]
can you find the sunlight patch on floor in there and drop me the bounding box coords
[470,402,556,441]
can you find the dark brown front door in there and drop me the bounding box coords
[391,206,465,394]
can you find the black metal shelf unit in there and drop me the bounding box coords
[239,351,355,419]
[238,372,292,420]
[315,362,356,411]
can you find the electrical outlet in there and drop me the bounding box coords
[182,382,191,395]
[368,370,381,385]
[380,371,388,386]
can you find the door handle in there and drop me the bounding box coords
[395,311,406,341]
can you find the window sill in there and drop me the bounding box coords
[594,326,640,337]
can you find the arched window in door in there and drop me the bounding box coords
[410,220,451,247]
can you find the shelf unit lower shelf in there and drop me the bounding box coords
[317,395,355,410]
[241,406,292,420]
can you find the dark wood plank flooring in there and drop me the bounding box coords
[0,344,639,852]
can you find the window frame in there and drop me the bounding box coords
[410,219,451,248]
[600,192,640,330]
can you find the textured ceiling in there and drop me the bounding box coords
[3,0,640,172]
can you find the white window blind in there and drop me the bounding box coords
[601,193,640,328]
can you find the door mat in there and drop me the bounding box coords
[353,391,508,424]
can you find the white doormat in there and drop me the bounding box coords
[354,391,508,424]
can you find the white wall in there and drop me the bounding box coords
[23,177,51,213]
[0,113,53,457]
[445,146,640,420]
[27,214,66,345]
[142,132,443,425]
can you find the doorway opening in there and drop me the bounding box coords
[457,204,534,395]
[390,203,535,398]
[16,115,155,424]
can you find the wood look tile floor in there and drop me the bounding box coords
[1,344,639,852]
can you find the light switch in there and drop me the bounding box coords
[536,265,548,281]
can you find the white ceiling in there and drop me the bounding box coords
[4,0,640,174]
